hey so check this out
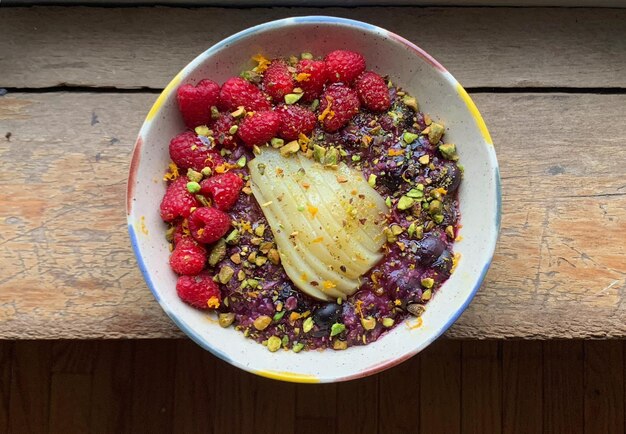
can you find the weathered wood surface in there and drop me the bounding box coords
[0,91,624,339]
[1,7,626,89]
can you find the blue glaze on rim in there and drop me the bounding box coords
[128,15,501,382]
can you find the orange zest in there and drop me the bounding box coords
[318,96,335,121]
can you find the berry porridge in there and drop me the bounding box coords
[160,50,462,352]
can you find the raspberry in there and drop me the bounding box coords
[355,71,391,112]
[319,84,361,132]
[275,105,316,141]
[169,131,224,171]
[169,238,206,275]
[176,273,221,310]
[172,220,189,244]
[263,61,294,102]
[176,79,221,128]
[160,177,199,222]
[211,113,239,149]
[237,110,281,147]
[219,77,271,112]
[325,50,366,84]
[296,59,328,102]
[188,207,231,244]
[200,172,244,211]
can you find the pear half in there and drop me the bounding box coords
[249,148,387,301]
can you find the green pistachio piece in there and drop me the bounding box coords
[385,197,392,208]
[429,200,443,215]
[253,315,271,331]
[433,214,444,224]
[301,52,313,60]
[225,229,240,244]
[403,132,419,144]
[228,125,238,135]
[201,167,212,177]
[186,181,201,194]
[235,156,247,168]
[421,277,435,289]
[397,196,415,210]
[303,317,314,333]
[231,106,246,118]
[195,194,210,207]
[402,95,419,111]
[270,138,284,148]
[390,224,404,236]
[382,317,395,328]
[406,188,424,199]
[218,313,235,328]
[330,323,346,337]
[280,140,300,157]
[407,222,416,238]
[368,174,377,187]
[240,70,262,83]
[254,224,266,237]
[267,336,282,352]
[428,122,445,143]
[273,310,286,322]
[333,340,348,350]
[310,99,320,111]
[422,289,433,301]
[313,144,326,163]
[247,278,259,289]
[439,143,459,161]
[324,147,339,166]
[218,265,234,284]
[284,93,304,105]
[195,125,211,137]
[361,316,376,331]
[210,106,220,120]
[292,342,305,353]
[351,155,361,162]
[186,169,203,183]
[208,239,227,266]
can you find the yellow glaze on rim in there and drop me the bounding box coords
[254,370,320,383]
[455,82,493,146]
[145,70,184,121]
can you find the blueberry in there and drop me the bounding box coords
[436,163,462,193]
[387,269,422,301]
[417,235,446,266]
[432,250,453,277]
[313,303,342,329]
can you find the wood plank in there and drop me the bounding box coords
[584,341,624,434]
[336,376,379,434]
[543,341,584,434]
[0,341,14,433]
[295,383,337,434]
[8,341,52,434]
[48,341,96,434]
[502,341,542,434]
[378,355,420,433]
[1,7,625,89]
[0,92,625,340]
[212,361,255,434]
[419,340,461,434]
[130,340,177,434]
[461,341,502,434]
[89,340,134,434]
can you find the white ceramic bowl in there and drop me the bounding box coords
[127,16,501,383]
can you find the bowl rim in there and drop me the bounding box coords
[127,15,502,383]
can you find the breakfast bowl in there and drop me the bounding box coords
[127,16,500,383]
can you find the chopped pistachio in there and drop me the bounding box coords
[225,229,240,244]
[439,143,459,161]
[324,147,339,166]
[253,145,262,155]
[218,313,235,328]
[385,196,392,208]
[303,317,314,333]
[195,125,211,136]
[397,195,415,210]
[361,316,376,331]
[218,265,234,284]
[247,251,257,263]
[422,289,433,301]
[231,106,246,118]
[253,315,272,331]
[201,166,213,177]
[368,174,377,187]
[186,181,201,194]
[228,125,239,135]
[210,106,220,119]
[250,237,263,246]
[403,132,419,144]
[418,154,430,165]
[270,137,284,148]
[268,249,281,265]
[429,200,443,215]
[313,144,326,163]
[433,214,444,224]
[281,335,289,347]
[301,52,313,60]
[259,242,273,254]
[230,252,242,264]
[382,317,395,328]
[285,93,304,105]
[280,140,300,157]
[421,277,435,289]
[267,336,282,352]
[428,122,445,143]
[257,163,266,175]
[292,342,305,353]
[297,204,305,212]
[247,278,259,289]
[273,310,286,322]
[255,256,268,267]
[402,95,419,111]
[186,169,203,183]
[237,269,246,281]
[254,224,266,237]
[416,183,425,191]
[240,70,262,83]
[165,226,176,242]
[330,323,346,337]
[406,188,424,199]
[351,155,361,162]
[407,303,426,317]
[236,156,247,168]
[407,222,416,238]
[383,227,397,243]
[310,99,320,111]
[208,239,227,266]
[446,225,455,239]
[333,340,348,350]
[390,224,404,236]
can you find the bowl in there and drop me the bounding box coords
[127,16,501,383]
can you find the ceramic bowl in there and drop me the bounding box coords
[127,16,500,383]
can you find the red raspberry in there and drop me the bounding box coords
[176,79,221,128]
[176,273,221,310]
[263,61,294,102]
[211,113,239,149]
[169,237,206,275]
[219,77,270,112]
[172,220,189,244]
[188,207,231,244]
[200,172,244,211]
[319,84,361,132]
[296,59,328,102]
[169,131,224,171]
[355,71,391,112]
[237,110,280,147]
[275,105,316,141]
[160,177,199,222]
[324,50,366,84]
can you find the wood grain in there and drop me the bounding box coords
[502,341,543,434]
[0,91,625,340]
[543,341,584,434]
[295,383,337,434]
[461,341,502,434]
[584,341,624,434]
[0,341,14,433]
[1,7,625,89]
[336,376,379,434]
[419,340,461,434]
[378,355,420,433]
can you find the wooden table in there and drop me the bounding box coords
[1,5,625,340]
